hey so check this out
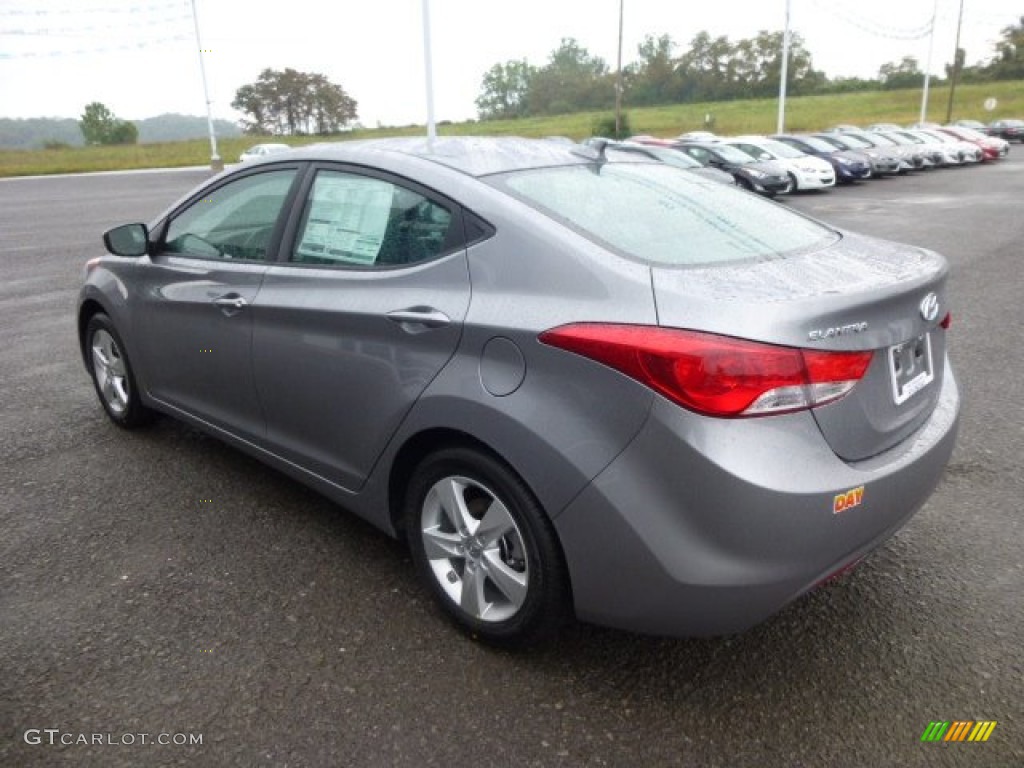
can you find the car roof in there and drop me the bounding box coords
[728,136,775,144]
[289,136,605,178]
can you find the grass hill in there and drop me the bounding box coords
[0,81,1019,177]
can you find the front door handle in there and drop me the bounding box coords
[213,294,248,314]
[386,306,451,332]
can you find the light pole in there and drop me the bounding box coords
[777,0,791,134]
[189,0,221,171]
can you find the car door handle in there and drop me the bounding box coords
[213,294,248,312]
[386,307,451,332]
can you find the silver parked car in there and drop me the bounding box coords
[79,137,960,646]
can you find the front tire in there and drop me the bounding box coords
[404,447,569,647]
[85,313,153,428]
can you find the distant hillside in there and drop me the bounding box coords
[0,114,242,149]
[0,118,83,149]
[135,113,242,143]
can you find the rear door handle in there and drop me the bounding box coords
[386,306,451,332]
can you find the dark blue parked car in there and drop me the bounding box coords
[772,134,872,183]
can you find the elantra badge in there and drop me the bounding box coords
[808,322,868,342]
[920,293,939,322]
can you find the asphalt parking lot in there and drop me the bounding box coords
[1,155,1022,767]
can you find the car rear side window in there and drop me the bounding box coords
[163,170,296,261]
[491,163,837,266]
[291,170,454,268]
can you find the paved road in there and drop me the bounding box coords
[1,157,1021,767]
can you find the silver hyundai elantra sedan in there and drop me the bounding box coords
[78,137,959,646]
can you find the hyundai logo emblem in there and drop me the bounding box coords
[920,293,940,322]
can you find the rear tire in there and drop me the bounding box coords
[404,446,569,648]
[85,313,154,429]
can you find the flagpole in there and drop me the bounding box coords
[919,0,939,124]
[614,0,624,138]
[777,0,791,134]
[421,0,436,142]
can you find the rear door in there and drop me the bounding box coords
[252,165,474,491]
[136,166,301,439]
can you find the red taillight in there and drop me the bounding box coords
[538,324,873,418]
[940,311,952,329]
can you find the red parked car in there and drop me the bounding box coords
[937,126,1009,160]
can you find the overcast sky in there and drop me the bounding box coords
[0,0,1019,127]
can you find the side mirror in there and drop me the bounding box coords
[103,223,149,257]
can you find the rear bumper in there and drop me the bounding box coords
[555,358,960,637]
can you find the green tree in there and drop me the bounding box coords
[232,68,357,135]
[984,16,1024,79]
[629,34,678,106]
[107,120,138,145]
[475,59,536,120]
[677,32,737,101]
[878,56,923,89]
[527,38,613,115]
[79,102,137,145]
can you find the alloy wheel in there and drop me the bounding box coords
[91,329,130,415]
[419,475,529,623]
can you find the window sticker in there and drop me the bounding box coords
[297,175,394,264]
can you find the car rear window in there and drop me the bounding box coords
[489,163,837,266]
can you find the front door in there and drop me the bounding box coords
[136,167,299,439]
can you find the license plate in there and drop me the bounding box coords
[888,333,934,405]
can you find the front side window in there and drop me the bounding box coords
[163,170,296,261]
[292,170,453,267]
[681,146,709,164]
[490,162,837,267]
[712,145,759,164]
[732,143,773,161]
[801,137,838,153]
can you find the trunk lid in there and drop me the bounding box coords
[651,231,949,460]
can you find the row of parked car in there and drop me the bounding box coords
[618,121,1015,198]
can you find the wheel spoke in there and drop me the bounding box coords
[101,333,117,361]
[433,477,475,535]
[101,375,117,403]
[421,526,463,561]
[481,550,528,609]
[112,379,129,408]
[92,344,108,372]
[459,561,489,618]
[108,354,126,377]
[475,498,515,546]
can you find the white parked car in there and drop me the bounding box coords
[890,130,961,167]
[723,136,835,192]
[915,130,984,164]
[238,143,292,162]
